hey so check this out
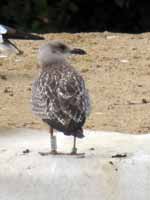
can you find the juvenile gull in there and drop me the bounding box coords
[32,41,90,155]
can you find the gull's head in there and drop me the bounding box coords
[38,41,86,67]
[47,41,72,55]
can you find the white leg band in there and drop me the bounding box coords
[51,135,57,152]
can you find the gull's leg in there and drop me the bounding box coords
[39,129,84,157]
[71,135,77,155]
[7,39,23,55]
[50,127,57,154]
[39,127,57,156]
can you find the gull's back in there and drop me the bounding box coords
[32,61,90,135]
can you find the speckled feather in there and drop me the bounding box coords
[32,62,90,136]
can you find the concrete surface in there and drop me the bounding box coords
[0,128,150,200]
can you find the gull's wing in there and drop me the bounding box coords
[32,64,90,128]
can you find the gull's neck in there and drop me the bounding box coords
[38,51,67,68]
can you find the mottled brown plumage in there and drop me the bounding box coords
[32,41,90,155]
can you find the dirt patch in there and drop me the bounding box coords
[1,32,150,134]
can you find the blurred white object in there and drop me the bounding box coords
[0,24,23,55]
[0,25,7,34]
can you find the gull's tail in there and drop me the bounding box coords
[63,128,84,138]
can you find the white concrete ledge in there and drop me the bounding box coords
[0,128,150,200]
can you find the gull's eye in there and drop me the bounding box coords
[59,44,67,51]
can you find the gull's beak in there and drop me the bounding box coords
[70,48,87,55]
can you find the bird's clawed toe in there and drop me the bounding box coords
[38,150,85,157]
[70,147,77,155]
[70,152,85,158]
[39,150,57,156]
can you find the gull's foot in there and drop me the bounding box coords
[71,147,77,155]
[70,151,85,158]
[17,50,23,55]
[39,151,85,157]
[39,150,57,156]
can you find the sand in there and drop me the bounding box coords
[1,32,150,133]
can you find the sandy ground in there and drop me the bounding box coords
[1,129,150,200]
[1,32,150,133]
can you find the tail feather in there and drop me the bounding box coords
[63,128,84,138]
